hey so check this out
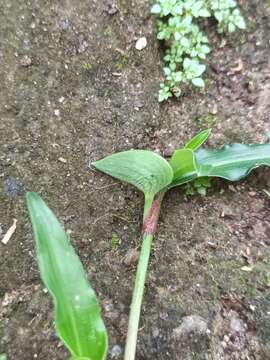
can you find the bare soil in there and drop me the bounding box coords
[0,0,270,359]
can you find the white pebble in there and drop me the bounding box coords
[135,37,147,51]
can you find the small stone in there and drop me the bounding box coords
[210,103,218,115]
[58,157,67,163]
[103,299,114,313]
[20,55,32,67]
[133,99,144,111]
[152,327,159,338]
[22,39,31,50]
[228,185,237,192]
[105,1,118,15]
[124,249,140,266]
[110,345,122,358]
[59,19,71,30]
[135,37,147,51]
[220,205,236,219]
[4,177,24,197]
[221,341,227,348]
[230,315,244,333]
[173,315,208,339]
[159,312,169,321]
[54,109,60,116]
[77,40,88,54]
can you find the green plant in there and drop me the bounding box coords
[93,130,270,360]
[151,0,246,101]
[26,130,270,360]
[185,176,212,195]
[26,193,108,360]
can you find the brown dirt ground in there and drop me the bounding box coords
[0,0,270,359]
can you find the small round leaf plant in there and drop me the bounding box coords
[151,0,246,101]
[93,130,270,360]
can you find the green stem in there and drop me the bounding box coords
[124,190,166,360]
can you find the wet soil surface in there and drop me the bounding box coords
[0,0,270,359]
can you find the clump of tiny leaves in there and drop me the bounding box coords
[151,0,246,101]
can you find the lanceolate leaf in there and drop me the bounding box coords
[170,143,270,187]
[185,129,212,151]
[195,143,270,180]
[93,150,173,196]
[26,192,108,360]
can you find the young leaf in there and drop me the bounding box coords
[151,4,161,14]
[170,148,197,185]
[26,192,108,360]
[195,143,270,180]
[171,143,270,187]
[185,129,212,151]
[192,78,205,87]
[93,150,173,196]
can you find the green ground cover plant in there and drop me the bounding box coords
[27,130,270,360]
[151,0,246,101]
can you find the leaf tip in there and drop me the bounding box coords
[26,191,40,207]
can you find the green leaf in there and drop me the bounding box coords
[151,4,161,14]
[163,67,171,76]
[170,149,197,186]
[198,9,211,17]
[185,129,212,151]
[201,45,211,54]
[93,150,173,196]
[194,64,206,77]
[0,354,6,360]
[195,143,270,180]
[174,31,181,41]
[26,193,108,360]
[183,57,191,69]
[234,15,246,29]
[170,143,270,187]
[180,37,190,47]
[192,77,205,87]
[228,22,236,32]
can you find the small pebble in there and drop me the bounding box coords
[59,19,71,30]
[124,249,140,266]
[20,55,32,67]
[133,99,144,111]
[135,37,147,51]
[4,177,24,197]
[110,345,122,359]
[58,157,67,163]
[105,1,118,15]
